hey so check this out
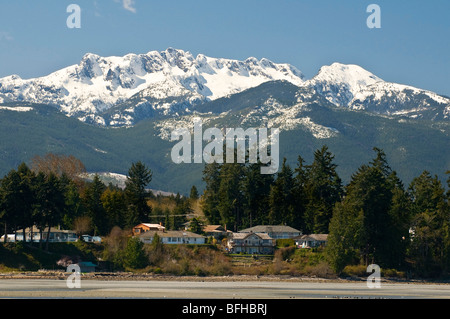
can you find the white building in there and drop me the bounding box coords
[238,225,302,239]
[1,226,77,243]
[295,234,328,248]
[138,230,206,245]
[227,232,275,254]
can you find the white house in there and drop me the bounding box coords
[238,225,302,239]
[1,226,78,243]
[295,234,328,248]
[227,232,275,254]
[138,230,206,245]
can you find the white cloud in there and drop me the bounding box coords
[122,0,136,13]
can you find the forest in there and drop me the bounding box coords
[0,146,449,278]
[201,146,450,277]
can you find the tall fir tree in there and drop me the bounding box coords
[268,158,295,226]
[83,174,107,236]
[200,162,222,225]
[408,171,449,276]
[124,161,153,228]
[242,161,273,228]
[326,148,403,270]
[303,146,343,234]
[217,162,245,231]
[33,172,67,249]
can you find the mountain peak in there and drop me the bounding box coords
[307,62,383,106]
[314,62,382,85]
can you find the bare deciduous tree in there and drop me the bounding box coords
[30,153,86,183]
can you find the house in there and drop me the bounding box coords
[138,230,206,245]
[238,225,302,239]
[66,261,97,273]
[81,234,102,243]
[295,234,328,248]
[132,223,165,236]
[227,232,275,254]
[1,226,78,243]
[77,261,97,273]
[202,225,230,239]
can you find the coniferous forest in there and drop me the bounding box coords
[0,147,449,278]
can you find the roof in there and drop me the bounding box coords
[14,226,76,234]
[203,225,226,232]
[295,234,328,241]
[77,261,97,267]
[231,232,273,240]
[239,225,301,234]
[134,223,165,230]
[139,230,205,239]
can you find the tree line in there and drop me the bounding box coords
[0,154,160,249]
[201,145,450,277]
[201,145,343,233]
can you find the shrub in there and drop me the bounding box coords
[123,237,147,269]
[342,264,368,277]
[276,239,295,248]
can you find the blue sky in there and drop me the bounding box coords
[0,0,449,96]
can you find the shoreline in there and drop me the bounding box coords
[1,271,449,285]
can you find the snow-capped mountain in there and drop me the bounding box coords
[0,48,449,127]
[0,48,304,125]
[306,63,383,106]
[304,62,450,121]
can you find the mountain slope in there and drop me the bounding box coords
[0,87,448,195]
[0,48,305,124]
[2,49,448,127]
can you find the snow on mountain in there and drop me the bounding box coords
[306,62,383,106]
[240,97,339,139]
[0,105,33,112]
[1,49,449,128]
[305,62,450,120]
[0,48,305,122]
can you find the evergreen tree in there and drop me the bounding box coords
[326,148,402,270]
[242,161,273,227]
[101,188,127,232]
[124,161,153,227]
[0,163,36,243]
[291,155,308,232]
[190,185,199,200]
[326,200,363,274]
[59,173,84,230]
[268,158,295,226]
[408,171,449,276]
[217,162,245,231]
[189,217,204,234]
[303,146,342,234]
[33,172,67,250]
[123,237,147,269]
[170,197,190,230]
[82,174,107,236]
[200,162,222,225]
[386,172,412,269]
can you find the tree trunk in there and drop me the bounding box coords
[39,229,43,250]
[3,223,7,243]
[45,226,51,251]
